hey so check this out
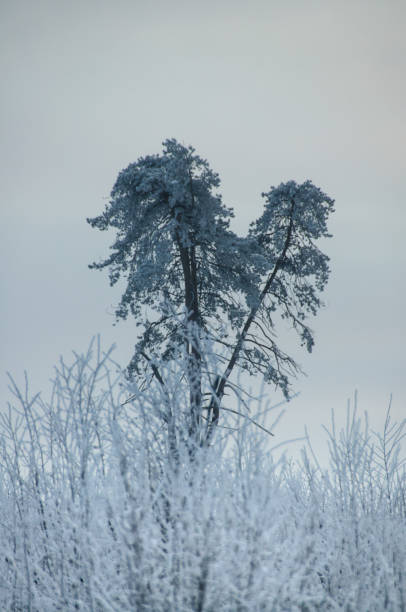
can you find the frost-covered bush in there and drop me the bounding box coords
[1,340,405,611]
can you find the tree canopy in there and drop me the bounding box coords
[88,139,334,444]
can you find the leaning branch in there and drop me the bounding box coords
[205,200,295,440]
[140,351,166,387]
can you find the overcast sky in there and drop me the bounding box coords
[1,0,405,462]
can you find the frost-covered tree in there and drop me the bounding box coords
[87,139,334,444]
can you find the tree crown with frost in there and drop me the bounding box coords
[88,139,334,442]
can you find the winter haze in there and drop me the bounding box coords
[1,0,405,460]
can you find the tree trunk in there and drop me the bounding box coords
[175,210,202,447]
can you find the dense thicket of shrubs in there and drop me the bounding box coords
[1,340,405,611]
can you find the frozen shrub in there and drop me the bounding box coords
[1,340,405,611]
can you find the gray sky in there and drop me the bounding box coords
[1,0,405,462]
